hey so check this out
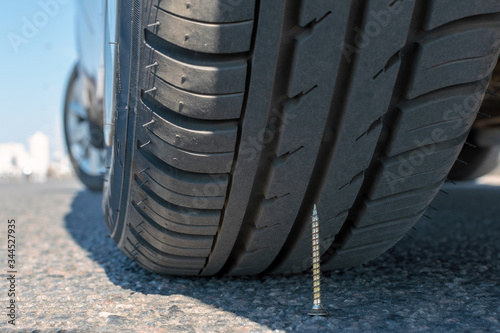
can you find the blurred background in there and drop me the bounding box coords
[0,1,499,185]
[0,1,76,182]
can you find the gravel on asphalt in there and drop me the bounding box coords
[0,177,498,332]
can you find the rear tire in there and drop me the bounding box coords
[103,0,500,276]
[449,137,500,180]
[64,65,105,192]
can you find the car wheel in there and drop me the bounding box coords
[103,0,500,275]
[64,65,106,191]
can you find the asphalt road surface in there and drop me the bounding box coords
[0,174,499,332]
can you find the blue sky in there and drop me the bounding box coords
[0,0,77,156]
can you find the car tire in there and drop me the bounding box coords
[64,65,105,192]
[103,0,500,275]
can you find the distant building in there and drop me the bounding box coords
[0,131,52,182]
[0,143,29,178]
[28,131,51,182]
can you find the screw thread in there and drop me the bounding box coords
[311,204,322,307]
[308,205,328,316]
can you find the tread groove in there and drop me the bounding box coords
[150,73,245,97]
[128,224,208,261]
[200,0,264,276]
[145,29,249,65]
[153,5,254,25]
[321,0,446,267]
[425,51,499,71]
[266,0,369,274]
[135,143,229,195]
[219,0,303,276]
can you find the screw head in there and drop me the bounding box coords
[308,304,328,316]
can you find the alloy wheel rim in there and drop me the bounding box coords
[66,74,107,177]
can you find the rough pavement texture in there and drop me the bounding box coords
[0,177,499,332]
